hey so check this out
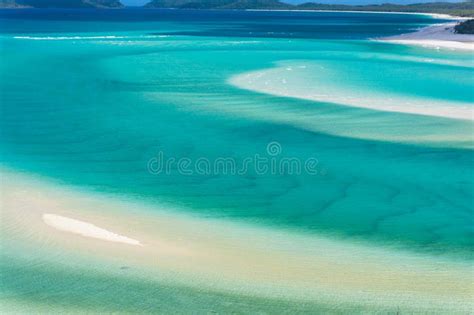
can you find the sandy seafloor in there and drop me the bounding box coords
[0,8,473,314]
[1,169,474,313]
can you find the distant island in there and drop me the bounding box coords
[295,0,474,17]
[144,0,290,10]
[144,0,474,17]
[0,0,123,8]
[1,0,473,17]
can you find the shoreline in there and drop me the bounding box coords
[245,9,461,20]
[1,168,473,313]
[378,22,474,51]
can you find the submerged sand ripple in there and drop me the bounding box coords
[1,170,473,313]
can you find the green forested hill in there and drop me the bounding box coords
[297,0,474,17]
[0,0,124,8]
[144,0,290,9]
[144,0,473,16]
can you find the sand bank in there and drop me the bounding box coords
[42,213,142,246]
[379,22,474,51]
[230,67,473,121]
[1,169,473,313]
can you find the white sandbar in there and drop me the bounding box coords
[42,213,142,246]
[229,65,473,121]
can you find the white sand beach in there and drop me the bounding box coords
[379,22,474,51]
[247,9,455,19]
[1,169,473,313]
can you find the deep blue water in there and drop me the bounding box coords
[0,8,451,38]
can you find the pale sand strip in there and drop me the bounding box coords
[42,213,142,246]
[379,22,474,51]
[229,66,474,121]
[246,9,455,19]
[1,169,473,312]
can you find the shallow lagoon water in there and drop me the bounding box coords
[0,8,473,313]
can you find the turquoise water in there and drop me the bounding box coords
[0,8,473,313]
